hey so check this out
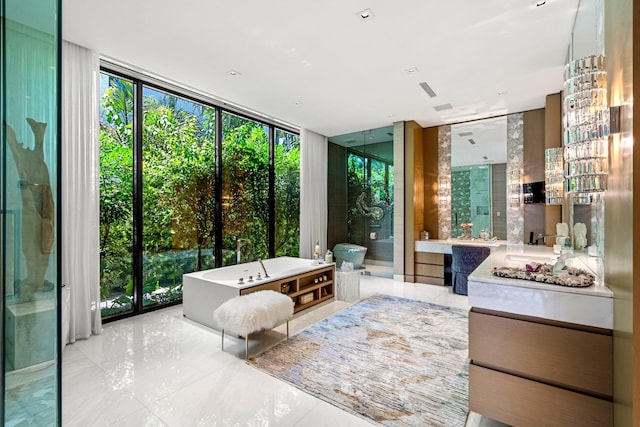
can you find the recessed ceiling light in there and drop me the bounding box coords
[295,101,304,106]
[227,70,241,76]
[405,67,419,73]
[357,8,375,21]
[468,139,477,145]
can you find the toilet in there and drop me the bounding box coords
[333,243,367,269]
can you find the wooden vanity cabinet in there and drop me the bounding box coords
[469,308,613,427]
[414,252,445,285]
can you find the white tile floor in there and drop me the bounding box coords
[62,275,508,426]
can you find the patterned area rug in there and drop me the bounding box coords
[251,294,469,426]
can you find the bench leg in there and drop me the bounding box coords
[221,329,225,351]
[286,321,289,339]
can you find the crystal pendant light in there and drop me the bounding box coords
[544,147,564,205]
[562,55,609,193]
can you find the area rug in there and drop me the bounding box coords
[251,294,469,426]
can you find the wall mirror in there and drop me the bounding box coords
[450,116,508,239]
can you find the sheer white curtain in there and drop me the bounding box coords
[299,129,328,258]
[61,40,102,347]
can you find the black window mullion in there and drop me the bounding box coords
[132,80,144,314]
[214,109,223,268]
[268,127,275,258]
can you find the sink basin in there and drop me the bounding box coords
[505,254,557,264]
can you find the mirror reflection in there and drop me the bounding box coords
[450,116,507,239]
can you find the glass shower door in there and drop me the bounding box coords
[1,0,61,424]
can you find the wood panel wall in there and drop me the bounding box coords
[523,109,546,245]
[403,121,423,281]
[544,94,562,246]
[604,0,636,425]
[422,127,439,240]
[633,0,640,424]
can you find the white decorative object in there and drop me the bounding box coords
[574,222,588,250]
[556,222,570,246]
[213,290,294,360]
[336,270,360,303]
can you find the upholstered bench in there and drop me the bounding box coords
[213,290,294,360]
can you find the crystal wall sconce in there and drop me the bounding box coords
[438,176,450,210]
[563,55,609,193]
[508,169,522,208]
[545,147,564,205]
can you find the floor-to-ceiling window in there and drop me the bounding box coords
[274,129,300,257]
[221,113,269,265]
[141,86,216,310]
[99,74,134,317]
[99,69,300,321]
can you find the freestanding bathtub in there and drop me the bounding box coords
[183,256,333,329]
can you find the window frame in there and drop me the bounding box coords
[99,66,300,323]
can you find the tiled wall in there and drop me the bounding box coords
[450,169,470,237]
[507,113,524,243]
[491,163,507,240]
[327,143,348,251]
[437,125,451,239]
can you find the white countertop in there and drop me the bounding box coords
[468,244,613,329]
[415,238,505,254]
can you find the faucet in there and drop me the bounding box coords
[258,258,270,278]
[535,233,558,245]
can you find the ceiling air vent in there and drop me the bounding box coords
[419,82,437,98]
[433,103,453,112]
[458,132,473,137]
[468,138,477,145]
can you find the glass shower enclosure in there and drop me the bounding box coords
[328,126,394,278]
[1,0,61,424]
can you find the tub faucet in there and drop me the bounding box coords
[258,258,270,278]
[535,233,558,245]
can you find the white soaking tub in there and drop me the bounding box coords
[183,256,332,329]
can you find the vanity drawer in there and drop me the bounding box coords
[469,364,612,427]
[415,252,444,265]
[469,309,612,397]
[415,263,444,278]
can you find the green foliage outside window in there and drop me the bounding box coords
[99,75,300,318]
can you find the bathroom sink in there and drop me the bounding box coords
[505,254,557,264]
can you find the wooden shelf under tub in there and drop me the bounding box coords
[239,265,335,313]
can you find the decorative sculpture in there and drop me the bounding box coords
[356,192,384,221]
[4,118,54,300]
[460,223,473,239]
[574,222,588,250]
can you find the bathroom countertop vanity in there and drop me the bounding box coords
[415,238,506,254]
[467,245,613,426]
[412,239,506,285]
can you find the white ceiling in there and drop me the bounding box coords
[62,0,581,138]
